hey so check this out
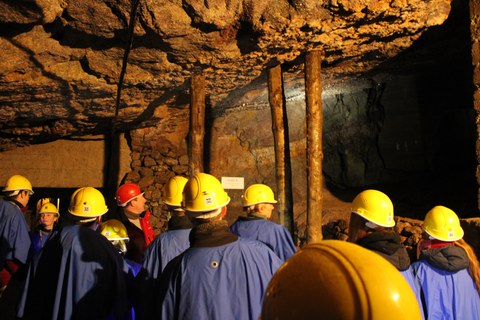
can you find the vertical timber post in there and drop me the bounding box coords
[268,65,294,238]
[305,50,323,243]
[189,74,206,175]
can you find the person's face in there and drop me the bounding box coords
[128,194,147,215]
[39,212,58,230]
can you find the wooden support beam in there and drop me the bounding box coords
[189,74,206,175]
[268,64,295,238]
[305,50,324,243]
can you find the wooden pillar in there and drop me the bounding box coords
[268,64,294,237]
[189,74,206,175]
[305,50,323,243]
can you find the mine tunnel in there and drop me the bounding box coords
[1,0,480,319]
[0,0,479,249]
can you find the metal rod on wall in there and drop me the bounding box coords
[189,74,206,176]
[305,49,324,243]
[268,64,295,239]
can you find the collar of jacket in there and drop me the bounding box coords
[168,215,192,230]
[357,230,411,271]
[419,244,469,271]
[189,220,238,248]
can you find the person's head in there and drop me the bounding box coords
[2,175,34,208]
[261,240,423,320]
[163,176,188,215]
[116,182,147,215]
[348,189,394,242]
[37,202,59,230]
[68,187,108,229]
[182,173,230,225]
[100,219,130,255]
[242,184,277,219]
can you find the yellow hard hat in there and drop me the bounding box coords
[163,176,188,206]
[242,184,278,207]
[351,189,395,227]
[182,173,230,212]
[3,175,34,196]
[100,219,129,241]
[38,202,59,216]
[261,240,422,320]
[68,187,108,218]
[423,206,464,241]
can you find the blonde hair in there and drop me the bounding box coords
[455,238,480,296]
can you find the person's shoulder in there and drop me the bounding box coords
[0,199,19,214]
[237,237,274,251]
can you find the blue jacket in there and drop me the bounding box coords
[135,216,191,319]
[17,224,133,320]
[230,217,296,261]
[400,266,425,319]
[155,221,283,320]
[0,200,31,269]
[140,228,191,278]
[412,245,480,320]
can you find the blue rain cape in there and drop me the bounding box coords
[17,224,134,320]
[230,217,296,261]
[400,266,425,320]
[141,228,191,278]
[135,228,191,319]
[412,245,480,320]
[155,237,283,320]
[0,200,31,269]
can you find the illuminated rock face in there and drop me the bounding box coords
[0,0,454,148]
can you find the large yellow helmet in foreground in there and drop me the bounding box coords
[261,240,422,320]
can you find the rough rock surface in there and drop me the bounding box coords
[0,0,453,149]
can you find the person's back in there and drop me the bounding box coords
[141,225,190,278]
[155,173,283,320]
[0,200,31,274]
[160,236,282,319]
[231,217,295,261]
[140,175,192,277]
[230,184,296,262]
[412,206,480,320]
[413,252,480,319]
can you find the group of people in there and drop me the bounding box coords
[0,173,479,319]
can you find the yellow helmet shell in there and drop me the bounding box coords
[261,240,423,320]
[68,187,108,218]
[100,219,129,241]
[163,176,188,206]
[3,175,34,195]
[39,202,59,216]
[182,173,230,212]
[423,206,464,241]
[351,189,395,227]
[242,184,278,207]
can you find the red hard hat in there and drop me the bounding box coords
[116,183,144,207]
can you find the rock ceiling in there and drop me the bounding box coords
[0,0,456,151]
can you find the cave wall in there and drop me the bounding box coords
[473,0,480,210]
